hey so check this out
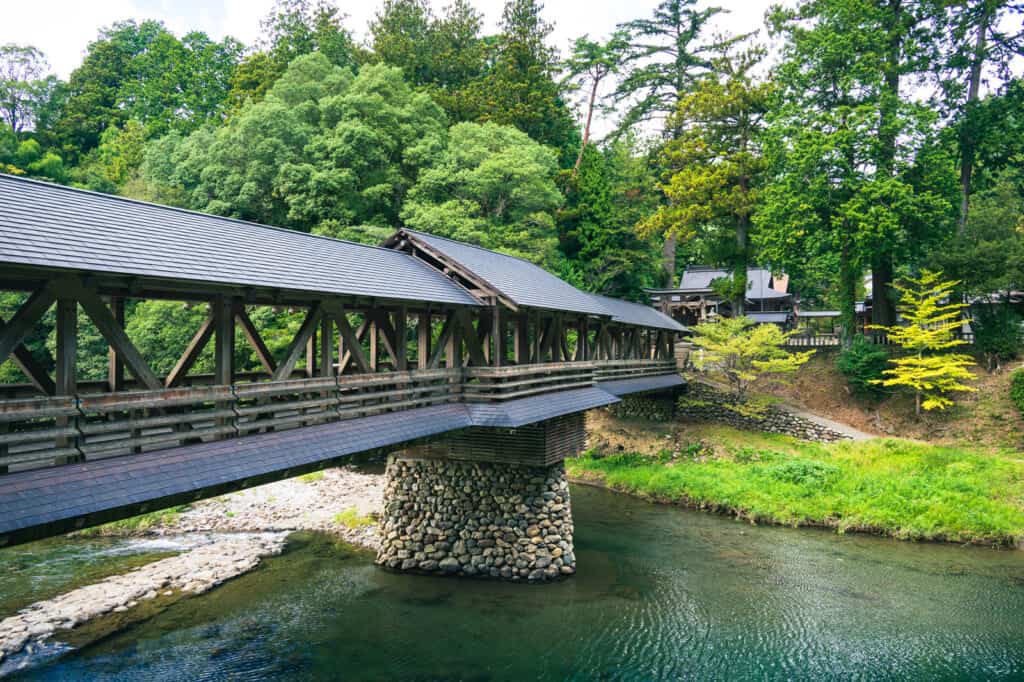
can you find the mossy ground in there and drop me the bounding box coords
[573,416,1024,546]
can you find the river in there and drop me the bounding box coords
[5,484,1024,680]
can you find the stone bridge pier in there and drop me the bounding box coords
[375,414,583,582]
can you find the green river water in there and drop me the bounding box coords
[4,484,1024,680]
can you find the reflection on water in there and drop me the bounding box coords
[10,485,1024,680]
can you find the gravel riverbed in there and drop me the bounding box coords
[0,465,386,668]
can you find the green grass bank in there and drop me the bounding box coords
[570,421,1024,546]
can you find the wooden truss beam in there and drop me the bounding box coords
[166,311,215,388]
[0,287,56,367]
[73,284,162,390]
[272,303,322,381]
[0,316,55,396]
[235,305,277,376]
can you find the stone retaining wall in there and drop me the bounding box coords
[376,455,575,582]
[679,382,852,443]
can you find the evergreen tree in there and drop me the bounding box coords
[463,0,578,162]
[640,43,772,315]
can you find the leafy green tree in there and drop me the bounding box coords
[640,44,771,314]
[931,167,1024,298]
[143,53,350,225]
[463,0,578,162]
[757,0,952,345]
[72,119,147,192]
[0,129,66,180]
[690,316,813,399]
[278,61,447,231]
[401,121,562,266]
[228,0,361,109]
[971,304,1023,373]
[0,44,51,134]
[558,143,659,298]
[370,0,486,122]
[837,335,891,399]
[871,270,976,415]
[56,20,242,160]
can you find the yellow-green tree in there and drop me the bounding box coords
[871,270,976,416]
[691,317,812,399]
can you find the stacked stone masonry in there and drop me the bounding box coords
[376,455,575,582]
[678,382,852,443]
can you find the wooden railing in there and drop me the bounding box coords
[0,360,676,474]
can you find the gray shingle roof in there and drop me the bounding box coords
[676,266,791,301]
[402,229,609,316]
[0,174,479,307]
[587,293,687,332]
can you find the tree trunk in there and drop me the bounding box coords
[734,217,748,316]
[573,78,600,176]
[839,242,857,349]
[871,255,897,327]
[958,2,992,233]
[663,233,677,287]
[915,390,921,417]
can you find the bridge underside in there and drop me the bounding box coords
[0,376,681,548]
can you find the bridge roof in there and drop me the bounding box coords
[587,293,687,332]
[0,174,479,307]
[398,229,610,316]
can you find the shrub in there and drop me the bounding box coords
[837,335,890,399]
[971,304,1023,372]
[764,459,840,487]
[1010,369,1024,415]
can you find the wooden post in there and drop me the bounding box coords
[320,315,333,377]
[213,298,234,386]
[55,296,77,459]
[213,297,235,440]
[369,317,379,372]
[533,313,543,363]
[447,311,462,369]
[514,314,528,365]
[577,316,588,361]
[107,296,125,392]
[492,307,504,367]
[417,312,431,370]
[306,331,316,377]
[394,306,407,371]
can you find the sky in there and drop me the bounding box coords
[1,0,780,81]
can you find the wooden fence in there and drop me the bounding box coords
[0,360,676,474]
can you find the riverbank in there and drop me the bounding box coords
[573,412,1024,546]
[0,465,385,669]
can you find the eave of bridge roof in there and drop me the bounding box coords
[396,229,610,317]
[0,174,480,307]
[586,293,688,333]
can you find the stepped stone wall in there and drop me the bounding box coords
[376,454,575,582]
[678,382,852,443]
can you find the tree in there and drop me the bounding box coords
[56,21,242,160]
[143,53,351,225]
[557,142,659,298]
[401,121,563,266]
[690,316,813,399]
[934,0,1024,231]
[73,119,148,192]
[369,0,487,122]
[640,43,771,315]
[562,33,625,174]
[610,0,736,285]
[757,0,952,346]
[226,0,361,111]
[462,0,578,161]
[277,61,448,232]
[0,44,50,134]
[871,270,976,415]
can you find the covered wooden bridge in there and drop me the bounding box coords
[0,174,683,548]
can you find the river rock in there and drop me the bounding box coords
[376,455,575,583]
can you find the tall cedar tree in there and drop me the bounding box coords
[640,43,772,315]
[610,0,737,285]
[933,0,1024,231]
[871,270,976,415]
[562,32,626,175]
[463,0,578,163]
[370,0,487,121]
[758,0,950,346]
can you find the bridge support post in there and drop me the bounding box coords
[376,414,583,582]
